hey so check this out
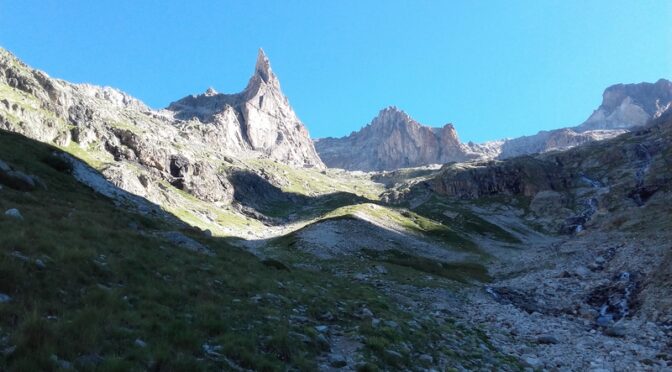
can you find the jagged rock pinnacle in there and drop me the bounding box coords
[255,48,273,83]
[165,48,324,169]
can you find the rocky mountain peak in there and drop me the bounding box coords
[166,49,324,168]
[315,107,474,171]
[366,106,419,132]
[577,79,672,132]
[379,105,410,118]
[254,48,274,84]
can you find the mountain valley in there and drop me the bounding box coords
[0,46,671,371]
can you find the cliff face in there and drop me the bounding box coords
[315,107,477,171]
[424,157,572,199]
[577,79,672,132]
[166,49,324,168]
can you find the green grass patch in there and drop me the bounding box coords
[361,249,490,283]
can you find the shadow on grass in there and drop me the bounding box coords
[229,169,371,221]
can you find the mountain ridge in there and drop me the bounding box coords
[315,106,479,171]
[315,79,672,171]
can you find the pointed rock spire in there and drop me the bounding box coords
[254,48,273,83]
[166,48,324,169]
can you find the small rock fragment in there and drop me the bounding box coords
[536,335,559,344]
[328,353,347,368]
[604,325,626,338]
[2,345,16,356]
[418,354,433,365]
[385,349,403,361]
[134,338,147,348]
[354,307,374,319]
[596,315,614,327]
[4,208,23,220]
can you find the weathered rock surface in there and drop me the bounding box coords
[0,47,321,214]
[315,106,478,171]
[316,80,672,171]
[494,79,672,159]
[400,112,672,230]
[422,156,572,199]
[495,127,626,159]
[166,49,324,169]
[577,79,672,132]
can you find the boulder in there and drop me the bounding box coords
[4,208,23,220]
[536,335,559,344]
[604,325,627,338]
[157,231,213,256]
[0,167,38,191]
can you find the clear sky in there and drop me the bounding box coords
[0,1,670,142]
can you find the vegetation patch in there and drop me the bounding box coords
[361,249,491,283]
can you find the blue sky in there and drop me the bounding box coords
[1,1,670,142]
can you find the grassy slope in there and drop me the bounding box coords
[0,131,517,371]
[243,159,383,200]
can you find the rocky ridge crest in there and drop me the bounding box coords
[315,80,672,171]
[315,106,478,171]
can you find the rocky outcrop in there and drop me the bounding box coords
[576,79,672,132]
[0,47,321,210]
[397,111,672,234]
[315,107,478,171]
[494,79,672,159]
[0,159,43,191]
[166,49,324,169]
[495,128,626,159]
[422,157,572,199]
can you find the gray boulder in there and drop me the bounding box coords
[0,167,38,191]
[157,231,213,256]
[4,208,23,220]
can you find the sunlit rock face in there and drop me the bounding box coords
[496,79,672,159]
[0,47,323,210]
[315,106,477,171]
[577,79,672,132]
[166,49,324,169]
[316,80,672,171]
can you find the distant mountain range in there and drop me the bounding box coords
[315,79,672,171]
